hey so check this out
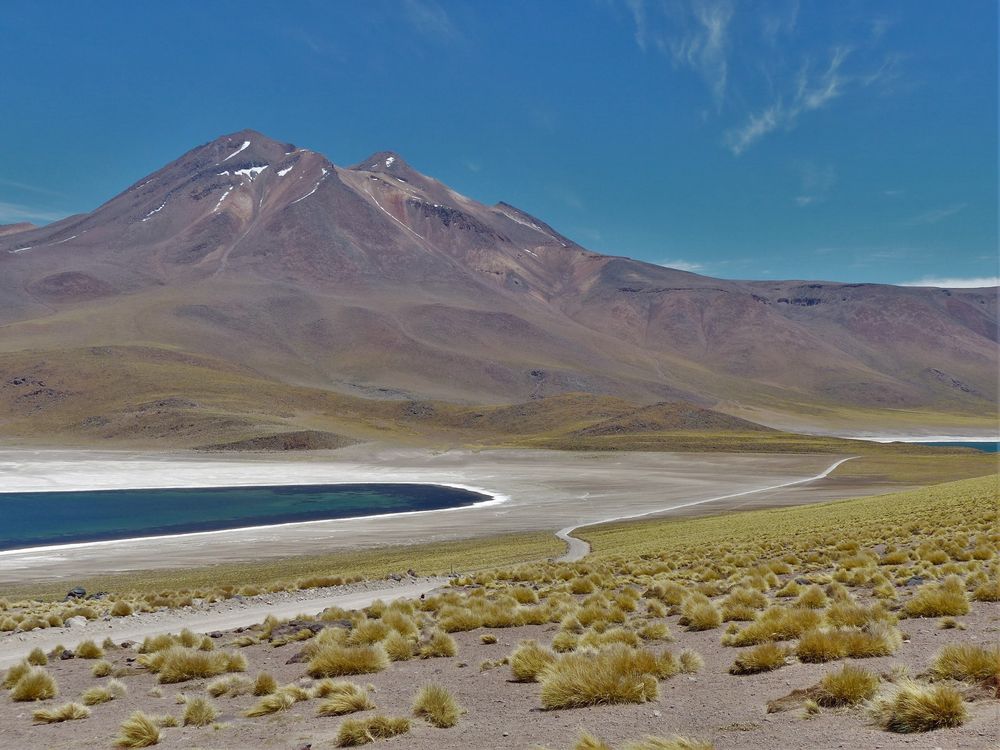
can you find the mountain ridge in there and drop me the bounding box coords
[0,129,995,439]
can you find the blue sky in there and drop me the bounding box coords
[1,0,996,286]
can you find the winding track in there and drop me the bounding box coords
[554,456,857,562]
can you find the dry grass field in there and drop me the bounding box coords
[1,475,996,748]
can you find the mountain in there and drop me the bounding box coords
[0,129,996,444]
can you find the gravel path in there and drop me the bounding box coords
[555,456,857,562]
[0,577,443,668]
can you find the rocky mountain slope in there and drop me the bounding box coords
[0,129,995,439]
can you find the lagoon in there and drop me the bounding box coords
[0,483,490,552]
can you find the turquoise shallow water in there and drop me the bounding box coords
[0,483,488,551]
[916,441,999,452]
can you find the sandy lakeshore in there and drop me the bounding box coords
[0,446,900,586]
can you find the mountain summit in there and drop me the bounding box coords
[0,130,996,433]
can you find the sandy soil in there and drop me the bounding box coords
[0,447,900,586]
[0,593,995,749]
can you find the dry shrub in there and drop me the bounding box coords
[510,639,557,682]
[10,666,58,701]
[539,645,662,709]
[725,607,821,646]
[622,737,714,750]
[244,685,308,717]
[816,664,880,706]
[2,660,30,689]
[335,714,410,746]
[27,647,48,666]
[795,585,828,609]
[679,650,703,674]
[729,642,789,674]
[796,625,901,663]
[419,630,457,659]
[91,660,113,677]
[412,683,462,727]
[75,640,104,659]
[903,581,970,618]
[971,579,1000,602]
[182,696,218,726]
[317,683,375,716]
[32,702,90,723]
[929,643,1000,683]
[111,600,134,617]
[142,646,245,684]
[382,631,414,661]
[867,679,968,732]
[207,675,253,697]
[115,711,161,748]
[575,730,613,749]
[480,633,498,645]
[678,598,721,631]
[253,672,277,696]
[307,643,390,677]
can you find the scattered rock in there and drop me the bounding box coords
[65,587,86,600]
[905,576,925,587]
[59,650,74,660]
[65,615,88,628]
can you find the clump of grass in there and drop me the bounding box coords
[317,682,375,716]
[867,679,968,732]
[412,683,462,727]
[2,660,30,689]
[801,699,821,719]
[724,607,822,646]
[244,685,308,717]
[75,640,104,659]
[816,664,880,706]
[419,630,457,659]
[678,598,721,631]
[509,639,557,682]
[252,672,277,696]
[574,730,612,750]
[679,650,703,674]
[382,630,414,661]
[621,737,714,750]
[729,642,789,674]
[538,644,661,709]
[32,702,90,723]
[971,579,1000,602]
[10,666,58,701]
[27,647,48,666]
[206,675,253,697]
[111,600,134,617]
[308,643,390,677]
[115,711,161,747]
[795,625,901,663]
[140,646,245,684]
[179,695,216,726]
[335,714,411,746]
[928,643,1000,683]
[903,581,970,618]
[795,585,828,609]
[91,659,113,677]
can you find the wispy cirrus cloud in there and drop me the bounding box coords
[903,276,999,288]
[0,200,66,224]
[794,161,837,206]
[627,0,734,109]
[619,1,904,156]
[402,0,462,42]
[0,177,68,198]
[901,203,967,226]
[658,258,706,273]
[725,46,852,155]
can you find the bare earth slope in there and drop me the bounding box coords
[1,129,996,437]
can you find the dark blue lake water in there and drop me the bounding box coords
[917,441,999,453]
[0,483,488,551]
